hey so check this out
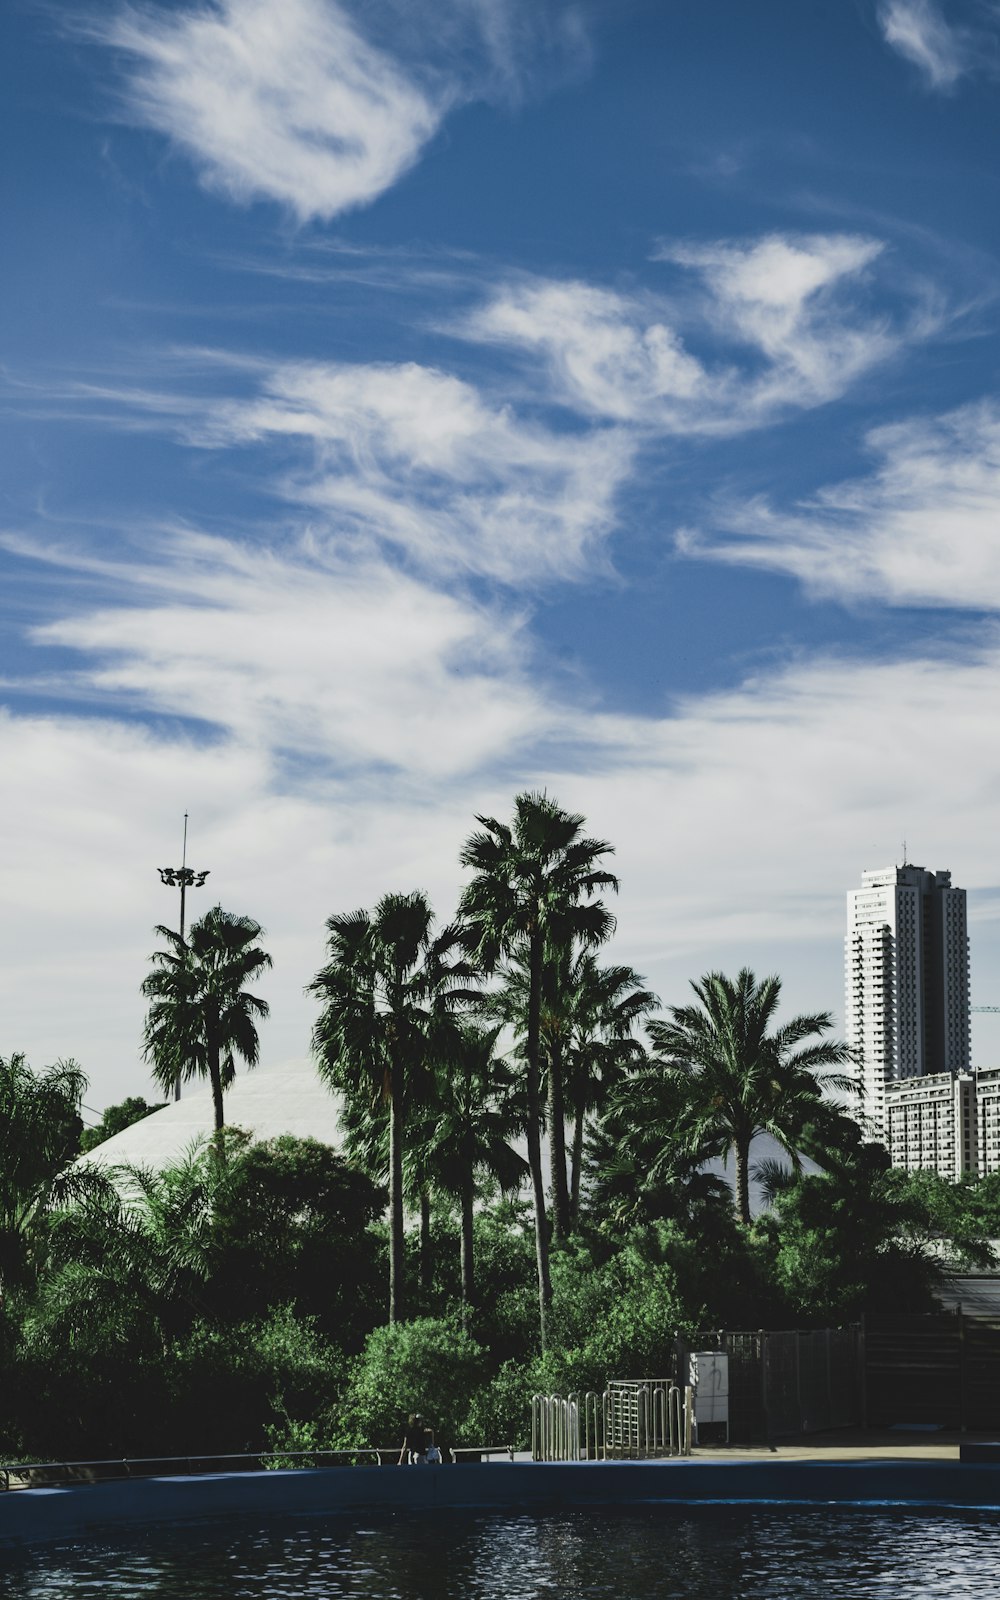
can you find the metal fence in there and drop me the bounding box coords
[679,1325,863,1442]
[863,1310,1000,1430]
[531,1381,693,1461]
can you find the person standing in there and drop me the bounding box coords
[398,1413,427,1465]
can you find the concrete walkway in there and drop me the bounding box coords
[689,1428,968,1463]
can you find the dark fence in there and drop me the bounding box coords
[683,1313,1000,1439]
[677,1325,863,1443]
[863,1311,1000,1430]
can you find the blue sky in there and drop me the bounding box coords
[4,0,1000,1111]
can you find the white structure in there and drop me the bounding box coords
[884,1071,977,1181]
[688,1352,729,1443]
[846,865,970,1140]
[77,1056,344,1172]
[976,1068,1000,1177]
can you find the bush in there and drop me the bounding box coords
[463,1358,536,1449]
[165,1305,346,1455]
[338,1316,489,1452]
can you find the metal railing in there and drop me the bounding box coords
[450,1445,516,1462]
[531,1382,693,1461]
[1,1449,380,1490]
[0,1443,519,1490]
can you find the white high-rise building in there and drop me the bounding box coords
[845,865,970,1140]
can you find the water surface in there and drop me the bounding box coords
[3,1504,1000,1598]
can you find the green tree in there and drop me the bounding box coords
[489,949,654,1233]
[563,955,657,1226]
[648,968,853,1225]
[584,1062,732,1234]
[758,1126,954,1321]
[459,792,617,1346]
[141,905,272,1159]
[211,1135,386,1342]
[340,1316,489,1454]
[0,1052,94,1291]
[309,890,470,1325]
[410,1025,527,1313]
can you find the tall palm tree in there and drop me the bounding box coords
[563,955,658,1226]
[647,967,854,1225]
[141,906,271,1161]
[485,947,563,1228]
[308,890,469,1325]
[328,1079,439,1293]
[458,791,617,1346]
[410,1023,527,1313]
[488,948,654,1233]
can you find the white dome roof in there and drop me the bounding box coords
[78,1056,345,1170]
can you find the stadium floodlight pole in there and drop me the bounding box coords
[157,812,210,1103]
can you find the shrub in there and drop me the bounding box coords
[338,1316,489,1452]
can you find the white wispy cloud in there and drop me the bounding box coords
[459,278,709,424]
[662,234,894,412]
[20,528,550,778]
[88,0,589,221]
[877,0,992,90]
[676,398,1000,611]
[202,359,633,583]
[461,232,914,432]
[100,0,443,220]
[11,354,635,587]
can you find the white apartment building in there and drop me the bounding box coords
[977,1067,1000,1177]
[845,865,971,1141]
[884,1071,977,1181]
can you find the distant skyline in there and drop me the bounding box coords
[3,0,1000,1111]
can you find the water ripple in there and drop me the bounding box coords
[3,1506,1000,1599]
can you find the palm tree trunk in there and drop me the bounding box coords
[526,926,552,1348]
[460,1172,475,1318]
[418,1188,431,1295]
[547,1039,571,1240]
[569,1104,585,1227]
[208,1035,226,1166]
[389,1061,405,1323]
[734,1137,751,1225]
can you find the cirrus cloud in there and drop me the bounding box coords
[676,398,1000,611]
[203,358,634,583]
[460,232,923,432]
[877,0,1000,90]
[87,0,590,221]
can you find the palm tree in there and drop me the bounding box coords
[141,905,271,1161]
[0,1053,109,1292]
[308,890,469,1324]
[328,1081,439,1294]
[410,1024,527,1313]
[587,1052,729,1231]
[458,791,617,1346]
[488,948,654,1233]
[647,967,854,1225]
[563,955,658,1226]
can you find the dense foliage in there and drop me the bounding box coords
[4,792,994,1464]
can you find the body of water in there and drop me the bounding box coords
[3,1504,1000,1598]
